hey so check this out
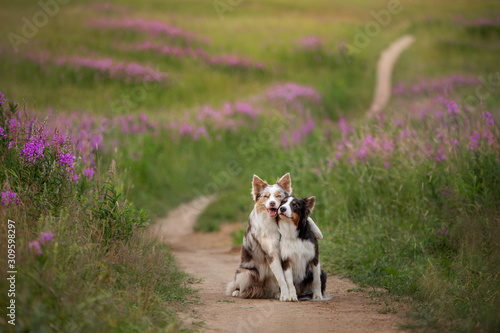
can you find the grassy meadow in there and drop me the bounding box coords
[1,0,500,331]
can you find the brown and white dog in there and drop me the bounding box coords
[226,173,323,301]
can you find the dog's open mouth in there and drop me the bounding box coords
[267,208,278,217]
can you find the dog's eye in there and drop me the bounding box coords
[263,194,270,198]
[276,194,282,199]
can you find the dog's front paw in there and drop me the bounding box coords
[279,292,290,302]
[313,293,323,300]
[289,292,298,302]
[232,290,240,297]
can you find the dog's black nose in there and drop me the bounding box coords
[269,201,276,207]
[280,206,286,213]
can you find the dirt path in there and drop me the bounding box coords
[151,197,406,333]
[367,35,415,116]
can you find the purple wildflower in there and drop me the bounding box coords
[88,18,206,45]
[83,168,95,180]
[483,130,496,146]
[0,92,6,106]
[299,36,324,51]
[9,118,21,135]
[192,126,208,140]
[51,132,66,146]
[91,134,103,149]
[1,191,19,207]
[39,232,53,245]
[482,112,494,126]
[445,99,460,119]
[468,131,480,151]
[437,227,448,236]
[338,118,349,136]
[301,119,315,136]
[234,102,260,118]
[20,137,46,162]
[0,126,6,139]
[383,140,394,153]
[58,153,74,168]
[358,146,367,163]
[435,147,446,162]
[364,136,377,148]
[29,241,42,255]
[266,82,322,105]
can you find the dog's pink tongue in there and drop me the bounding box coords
[267,209,277,217]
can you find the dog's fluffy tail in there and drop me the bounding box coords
[239,285,267,299]
[320,269,327,295]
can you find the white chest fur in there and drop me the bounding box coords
[250,209,280,251]
[278,222,315,282]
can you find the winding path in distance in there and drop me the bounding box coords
[367,35,415,116]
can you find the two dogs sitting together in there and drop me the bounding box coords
[226,173,326,302]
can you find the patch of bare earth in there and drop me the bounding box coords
[150,197,407,333]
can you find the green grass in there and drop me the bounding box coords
[1,214,192,332]
[1,0,500,331]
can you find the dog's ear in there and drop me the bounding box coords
[252,175,268,201]
[304,196,316,215]
[277,173,292,194]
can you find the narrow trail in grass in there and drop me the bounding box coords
[367,35,415,116]
[151,197,406,332]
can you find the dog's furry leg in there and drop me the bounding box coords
[307,217,323,240]
[268,253,290,301]
[311,262,323,300]
[282,261,298,302]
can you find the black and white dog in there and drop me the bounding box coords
[277,196,326,301]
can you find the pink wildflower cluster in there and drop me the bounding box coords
[454,15,500,27]
[1,191,19,207]
[299,36,324,52]
[267,82,322,106]
[328,97,499,167]
[118,41,265,71]
[4,47,166,85]
[89,18,207,45]
[54,56,165,83]
[29,232,53,255]
[392,75,479,96]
